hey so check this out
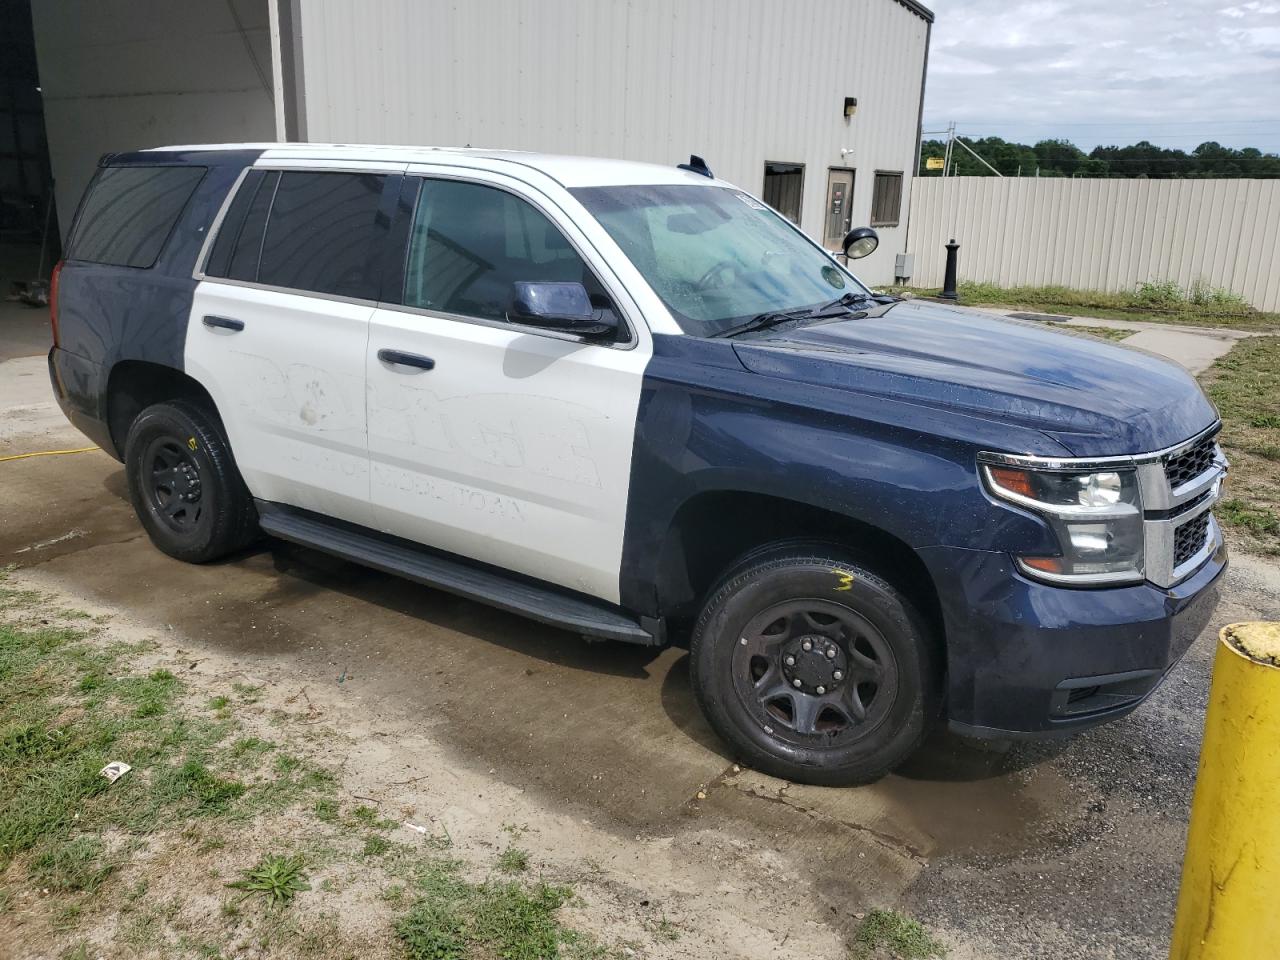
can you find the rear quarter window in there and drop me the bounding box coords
[68,165,207,268]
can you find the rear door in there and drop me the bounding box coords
[187,163,402,526]
[365,169,652,603]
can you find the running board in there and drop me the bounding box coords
[255,501,658,645]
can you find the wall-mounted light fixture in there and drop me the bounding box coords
[844,97,858,119]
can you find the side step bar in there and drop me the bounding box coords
[255,501,659,645]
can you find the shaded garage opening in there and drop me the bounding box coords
[0,0,58,301]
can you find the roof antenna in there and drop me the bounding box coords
[677,154,714,178]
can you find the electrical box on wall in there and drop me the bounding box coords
[895,253,914,282]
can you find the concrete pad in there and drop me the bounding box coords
[1119,328,1239,375]
[951,303,1252,374]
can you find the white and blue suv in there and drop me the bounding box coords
[48,144,1227,784]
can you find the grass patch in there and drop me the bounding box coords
[227,853,310,907]
[497,846,530,874]
[852,909,946,959]
[1200,337,1280,555]
[1061,324,1133,342]
[30,836,118,893]
[0,579,609,959]
[888,281,1280,331]
[396,858,583,960]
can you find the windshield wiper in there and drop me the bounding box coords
[711,307,817,339]
[812,291,875,315]
[712,292,874,339]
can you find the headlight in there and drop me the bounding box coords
[982,463,1144,585]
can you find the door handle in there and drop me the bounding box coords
[202,315,244,332]
[378,349,435,371]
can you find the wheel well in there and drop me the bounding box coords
[106,360,219,457]
[657,491,944,640]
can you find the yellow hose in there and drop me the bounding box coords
[0,446,99,463]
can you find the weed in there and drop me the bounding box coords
[852,909,946,959]
[207,695,230,711]
[228,736,275,759]
[497,846,530,874]
[227,853,310,907]
[646,916,681,942]
[363,834,391,857]
[350,804,397,830]
[314,797,339,822]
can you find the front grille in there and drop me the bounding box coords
[1165,435,1217,488]
[1173,512,1211,569]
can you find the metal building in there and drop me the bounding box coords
[25,0,932,285]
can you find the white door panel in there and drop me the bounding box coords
[368,309,649,603]
[185,280,374,526]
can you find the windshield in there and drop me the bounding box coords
[571,184,871,338]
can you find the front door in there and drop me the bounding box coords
[824,169,855,249]
[365,171,652,604]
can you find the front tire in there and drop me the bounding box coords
[690,546,940,786]
[123,400,258,563]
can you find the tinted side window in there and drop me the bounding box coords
[205,169,266,278]
[404,179,611,325]
[204,170,279,282]
[69,165,206,268]
[257,171,387,299]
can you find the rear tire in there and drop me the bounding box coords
[123,400,258,563]
[690,545,940,786]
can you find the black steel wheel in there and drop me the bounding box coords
[142,436,206,533]
[732,599,899,746]
[690,545,940,786]
[124,400,258,563]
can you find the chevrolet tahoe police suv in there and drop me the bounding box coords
[48,144,1227,785]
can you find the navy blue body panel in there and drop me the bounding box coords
[619,330,1075,617]
[920,539,1225,735]
[619,309,1222,736]
[49,149,262,457]
[730,300,1218,457]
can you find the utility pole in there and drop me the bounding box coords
[942,121,956,177]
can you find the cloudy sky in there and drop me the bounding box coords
[921,0,1280,153]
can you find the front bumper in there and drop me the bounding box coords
[919,539,1227,738]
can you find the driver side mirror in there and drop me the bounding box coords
[842,227,879,260]
[510,281,618,339]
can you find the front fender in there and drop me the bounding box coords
[617,335,1059,615]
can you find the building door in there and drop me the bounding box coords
[824,169,855,249]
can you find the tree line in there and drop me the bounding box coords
[920,136,1280,179]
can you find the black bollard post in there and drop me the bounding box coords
[940,239,960,300]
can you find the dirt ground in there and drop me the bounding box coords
[4,312,1280,958]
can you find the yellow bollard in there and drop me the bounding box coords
[1170,622,1280,960]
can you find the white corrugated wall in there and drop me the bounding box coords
[292,0,930,285]
[905,177,1280,311]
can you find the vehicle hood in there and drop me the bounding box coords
[731,299,1218,456]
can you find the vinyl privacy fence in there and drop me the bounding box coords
[904,177,1280,311]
